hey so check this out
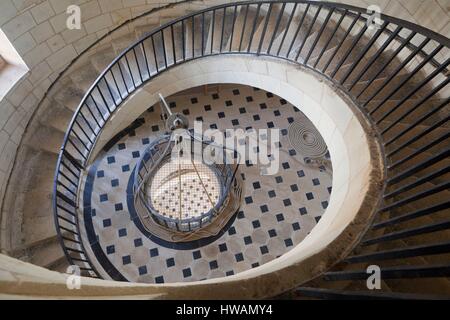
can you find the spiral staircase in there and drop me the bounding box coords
[1,1,449,299]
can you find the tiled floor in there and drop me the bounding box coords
[80,84,333,283]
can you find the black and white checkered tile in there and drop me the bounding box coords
[81,85,333,283]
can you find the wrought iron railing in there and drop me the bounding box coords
[133,131,241,234]
[53,0,449,297]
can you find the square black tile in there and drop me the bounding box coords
[209,260,218,270]
[122,255,131,265]
[243,236,253,245]
[219,243,228,252]
[149,248,159,257]
[134,238,143,247]
[284,238,293,247]
[103,219,111,228]
[138,266,147,275]
[253,182,261,190]
[235,253,244,262]
[260,245,269,254]
[132,151,140,158]
[106,245,115,254]
[166,258,175,268]
[192,250,202,260]
[182,268,192,278]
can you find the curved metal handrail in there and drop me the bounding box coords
[53,0,450,283]
[133,130,241,233]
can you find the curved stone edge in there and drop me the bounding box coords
[0,56,385,299]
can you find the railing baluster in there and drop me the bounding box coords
[257,3,272,55]
[379,68,450,129]
[161,30,168,67]
[386,105,450,151]
[348,25,402,91]
[330,20,368,79]
[211,9,216,53]
[277,3,297,56]
[370,46,446,117]
[338,22,388,85]
[305,7,334,65]
[229,5,238,52]
[239,4,250,52]
[247,3,261,52]
[385,165,450,199]
[132,47,143,83]
[387,148,450,185]
[322,12,361,73]
[124,54,137,88]
[373,202,450,230]
[267,3,286,55]
[295,5,322,61]
[181,20,186,60]
[313,9,346,69]
[362,37,431,106]
[356,30,417,99]
[220,7,226,52]
[202,12,206,55]
[287,4,310,58]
